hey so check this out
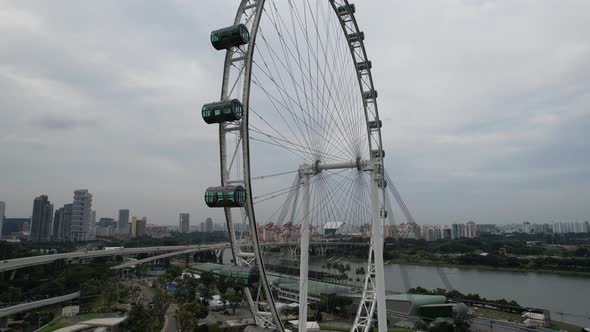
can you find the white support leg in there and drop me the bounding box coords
[370,170,388,332]
[298,170,311,332]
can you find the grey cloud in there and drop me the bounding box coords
[31,114,97,131]
[0,0,589,225]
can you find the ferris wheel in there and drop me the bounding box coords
[203,1,388,331]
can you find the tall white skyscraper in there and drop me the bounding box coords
[118,209,130,235]
[179,213,190,233]
[70,189,93,242]
[0,201,5,239]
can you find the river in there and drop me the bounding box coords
[305,257,590,327]
[230,250,589,327]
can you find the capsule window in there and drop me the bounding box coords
[205,185,247,208]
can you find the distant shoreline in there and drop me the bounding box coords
[315,255,590,278]
[383,259,590,278]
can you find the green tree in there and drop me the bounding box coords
[200,271,215,288]
[152,288,171,320]
[166,265,183,281]
[176,302,208,331]
[125,303,156,331]
[223,292,243,314]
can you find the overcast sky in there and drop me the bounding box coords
[1,0,589,225]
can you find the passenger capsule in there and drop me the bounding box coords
[218,265,259,286]
[356,61,372,71]
[363,90,378,100]
[347,32,365,43]
[210,24,250,50]
[371,149,385,159]
[368,120,382,129]
[202,99,243,124]
[336,4,356,15]
[204,185,247,208]
[381,208,388,218]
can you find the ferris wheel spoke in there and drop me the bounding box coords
[250,44,351,160]
[260,4,362,159]
[250,126,350,163]
[250,69,357,161]
[283,5,362,158]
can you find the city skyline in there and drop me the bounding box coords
[1,193,589,227]
[0,1,589,225]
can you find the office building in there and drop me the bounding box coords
[90,210,97,240]
[130,216,147,238]
[199,222,205,232]
[179,213,190,233]
[523,221,532,233]
[136,217,147,237]
[205,218,214,233]
[0,201,4,239]
[465,221,477,239]
[53,204,73,241]
[1,218,28,237]
[118,209,130,235]
[451,224,461,240]
[131,216,137,237]
[476,224,496,234]
[31,195,54,242]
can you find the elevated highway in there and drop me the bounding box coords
[0,244,228,273]
[1,241,368,273]
[0,292,80,318]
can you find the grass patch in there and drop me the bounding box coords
[78,313,103,320]
[475,307,522,322]
[550,320,583,332]
[37,317,73,332]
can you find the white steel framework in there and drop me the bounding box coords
[209,1,388,331]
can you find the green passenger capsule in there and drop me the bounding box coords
[210,24,250,50]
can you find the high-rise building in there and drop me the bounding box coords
[451,224,461,240]
[205,218,213,233]
[70,189,93,242]
[0,201,5,239]
[53,204,73,241]
[179,213,190,233]
[90,210,97,240]
[199,222,205,232]
[1,218,29,237]
[476,224,496,234]
[31,195,54,242]
[136,217,147,237]
[131,216,137,237]
[130,216,147,238]
[118,209,130,235]
[523,221,532,233]
[465,221,477,238]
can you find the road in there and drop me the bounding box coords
[162,303,178,332]
[469,317,539,332]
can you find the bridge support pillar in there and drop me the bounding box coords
[0,317,7,328]
[288,246,297,256]
[215,249,224,264]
